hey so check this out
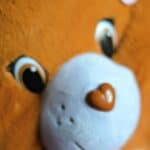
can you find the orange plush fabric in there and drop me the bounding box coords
[115,0,150,149]
[0,0,149,149]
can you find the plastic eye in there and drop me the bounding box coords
[94,18,118,57]
[8,56,47,93]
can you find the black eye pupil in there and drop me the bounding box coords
[100,33,114,57]
[22,67,45,93]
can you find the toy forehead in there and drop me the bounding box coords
[0,0,131,68]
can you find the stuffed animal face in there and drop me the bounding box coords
[41,53,140,150]
[0,0,140,149]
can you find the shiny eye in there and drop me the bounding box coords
[7,56,47,93]
[94,18,118,57]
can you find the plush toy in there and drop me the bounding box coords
[0,0,147,149]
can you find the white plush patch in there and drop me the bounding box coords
[41,53,140,150]
[121,0,138,5]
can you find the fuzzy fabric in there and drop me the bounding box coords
[41,53,140,150]
[0,0,149,149]
[114,1,150,149]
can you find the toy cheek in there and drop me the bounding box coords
[121,0,138,5]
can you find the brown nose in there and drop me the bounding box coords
[86,83,115,112]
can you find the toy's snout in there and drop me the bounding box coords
[41,53,140,150]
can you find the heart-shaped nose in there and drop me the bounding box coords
[86,83,115,112]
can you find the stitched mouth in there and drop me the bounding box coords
[74,141,85,150]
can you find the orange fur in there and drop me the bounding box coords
[0,0,149,149]
[115,1,150,149]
